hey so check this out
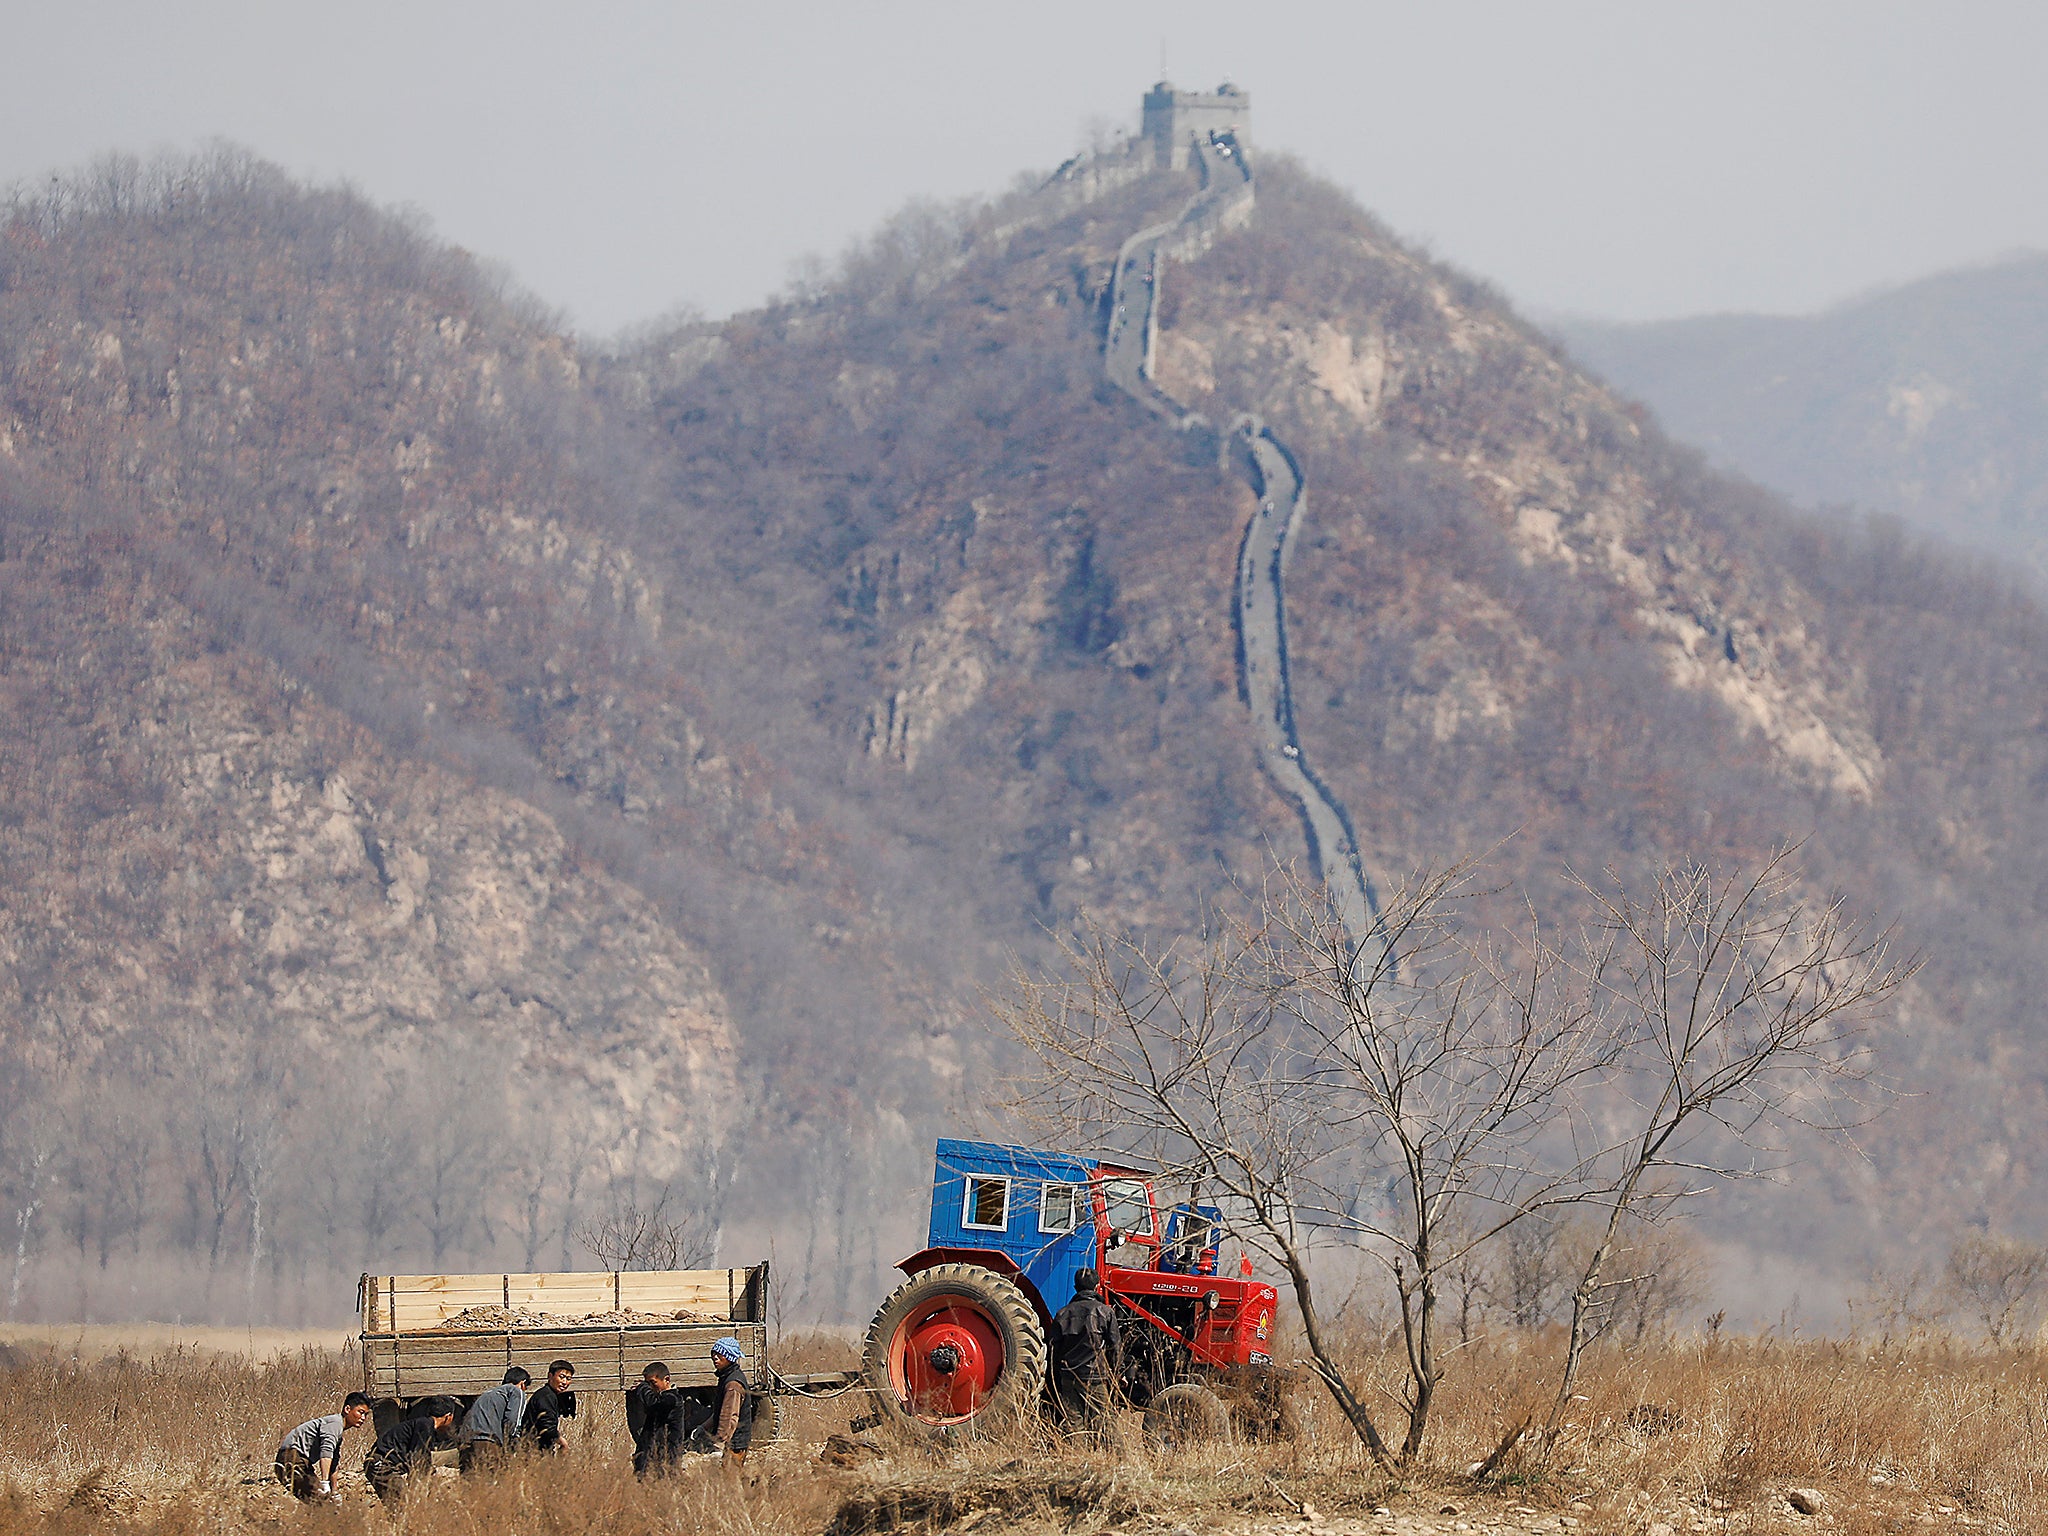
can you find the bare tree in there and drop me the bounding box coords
[340,1080,422,1269]
[1942,1232,2048,1345]
[80,1092,159,1270]
[4,1139,51,1320]
[1848,1262,1945,1348]
[1542,850,1915,1438]
[1572,1218,1708,1345]
[168,1020,294,1309]
[1440,1219,1491,1347]
[794,1129,834,1314]
[240,1045,293,1321]
[1477,1213,1701,1342]
[1,1062,61,1319]
[1000,850,1910,1469]
[174,1037,242,1278]
[556,1129,597,1273]
[686,1130,744,1272]
[998,862,1617,1469]
[510,1105,618,1272]
[511,1113,561,1273]
[409,1053,497,1267]
[1490,1216,1574,1329]
[579,1186,714,1271]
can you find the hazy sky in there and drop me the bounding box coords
[5,0,2046,337]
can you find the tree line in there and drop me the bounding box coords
[0,1010,741,1323]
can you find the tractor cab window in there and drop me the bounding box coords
[1099,1176,1158,1269]
[1105,1179,1155,1236]
[963,1175,1010,1231]
[1038,1182,1081,1234]
[1163,1208,1217,1274]
[1100,1177,1155,1236]
[1097,1176,1159,1268]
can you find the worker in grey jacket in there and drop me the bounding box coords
[274,1392,371,1502]
[457,1367,531,1474]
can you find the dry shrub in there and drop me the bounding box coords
[768,1330,862,1375]
[0,1340,351,1498]
[826,1462,1129,1535]
[1410,1335,2048,1533]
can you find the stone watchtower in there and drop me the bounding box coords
[1140,80,1251,170]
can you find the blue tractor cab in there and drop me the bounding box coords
[911,1138,1219,1322]
[921,1139,1100,1324]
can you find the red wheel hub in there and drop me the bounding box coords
[887,1295,1006,1424]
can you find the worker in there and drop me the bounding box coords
[1050,1267,1122,1426]
[689,1337,755,1466]
[272,1391,371,1503]
[520,1360,577,1451]
[363,1397,460,1504]
[626,1361,688,1476]
[456,1366,530,1474]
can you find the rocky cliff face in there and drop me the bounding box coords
[1161,178,1884,807]
[0,431,739,1186]
[0,160,824,1291]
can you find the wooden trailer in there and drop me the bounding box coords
[358,1266,771,1427]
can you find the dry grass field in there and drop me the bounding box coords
[0,1327,2033,1535]
[0,1324,351,1360]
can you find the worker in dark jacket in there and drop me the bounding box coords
[1051,1268,1122,1424]
[520,1360,577,1451]
[689,1337,756,1465]
[626,1361,689,1476]
[273,1392,371,1502]
[363,1398,459,1504]
[457,1366,530,1474]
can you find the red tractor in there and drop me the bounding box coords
[859,1139,1285,1442]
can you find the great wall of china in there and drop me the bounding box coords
[1092,108,1381,949]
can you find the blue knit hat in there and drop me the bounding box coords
[711,1337,743,1363]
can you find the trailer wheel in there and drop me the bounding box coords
[1143,1383,1231,1450]
[861,1263,1045,1439]
[751,1383,781,1447]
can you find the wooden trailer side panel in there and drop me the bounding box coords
[360,1321,767,1399]
[616,1270,765,1320]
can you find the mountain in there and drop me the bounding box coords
[1556,254,2048,586]
[3,142,2046,1323]
[0,153,962,1318]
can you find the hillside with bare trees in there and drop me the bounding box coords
[3,144,2046,1324]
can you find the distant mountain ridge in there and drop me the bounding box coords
[1556,253,2048,585]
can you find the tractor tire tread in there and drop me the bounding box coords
[860,1263,1046,1440]
[1143,1381,1232,1449]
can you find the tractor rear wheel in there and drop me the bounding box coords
[1142,1383,1232,1450]
[861,1263,1046,1439]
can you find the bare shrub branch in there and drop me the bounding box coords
[1542,847,1918,1437]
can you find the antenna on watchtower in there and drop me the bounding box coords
[1158,38,1168,79]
